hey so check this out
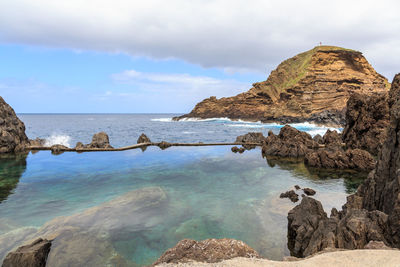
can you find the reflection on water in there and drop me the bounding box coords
[265,156,367,193]
[0,153,27,203]
[0,147,366,266]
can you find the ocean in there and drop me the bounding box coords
[0,114,361,266]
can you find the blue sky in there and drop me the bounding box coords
[0,44,263,113]
[0,0,399,113]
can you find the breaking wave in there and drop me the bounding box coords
[44,134,72,148]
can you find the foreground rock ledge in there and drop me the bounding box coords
[153,238,260,265]
[154,250,400,267]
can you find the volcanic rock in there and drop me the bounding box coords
[287,74,400,258]
[2,238,52,267]
[175,46,389,124]
[137,133,151,144]
[29,138,46,147]
[158,141,172,150]
[262,125,318,158]
[152,238,259,265]
[87,132,113,149]
[342,92,389,155]
[0,97,29,153]
[304,148,375,171]
[231,146,239,153]
[303,188,316,196]
[322,130,342,149]
[235,132,266,150]
[50,144,69,155]
[280,190,299,203]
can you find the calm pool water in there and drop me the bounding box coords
[0,145,365,266]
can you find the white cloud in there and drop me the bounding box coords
[110,69,248,100]
[0,0,399,79]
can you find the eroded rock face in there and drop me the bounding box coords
[342,92,389,155]
[262,125,318,158]
[153,238,259,265]
[175,46,389,124]
[287,74,400,258]
[0,97,28,153]
[305,148,375,171]
[2,238,51,267]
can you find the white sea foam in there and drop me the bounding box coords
[44,134,72,148]
[151,118,173,122]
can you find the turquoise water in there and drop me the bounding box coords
[0,146,365,266]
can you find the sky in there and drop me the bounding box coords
[0,0,399,113]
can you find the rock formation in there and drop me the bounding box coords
[287,73,400,257]
[0,97,29,153]
[2,238,51,267]
[175,46,389,124]
[235,132,266,149]
[262,126,318,158]
[280,190,299,203]
[304,148,376,171]
[342,92,389,155]
[75,132,113,150]
[152,238,259,265]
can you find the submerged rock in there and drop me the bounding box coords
[0,187,168,266]
[137,133,151,144]
[2,238,51,267]
[0,96,29,153]
[231,146,239,153]
[153,238,259,265]
[342,92,389,155]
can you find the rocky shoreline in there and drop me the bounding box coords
[0,74,399,266]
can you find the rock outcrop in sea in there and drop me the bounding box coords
[287,73,400,257]
[0,97,29,153]
[175,46,389,125]
[75,132,113,150]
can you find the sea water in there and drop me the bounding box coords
[0,114,360,266]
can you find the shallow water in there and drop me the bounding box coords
[0,145,365,266]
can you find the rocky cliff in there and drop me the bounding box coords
[287,73,400,257]
[176,46,389,125]
[0,97,28,153]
